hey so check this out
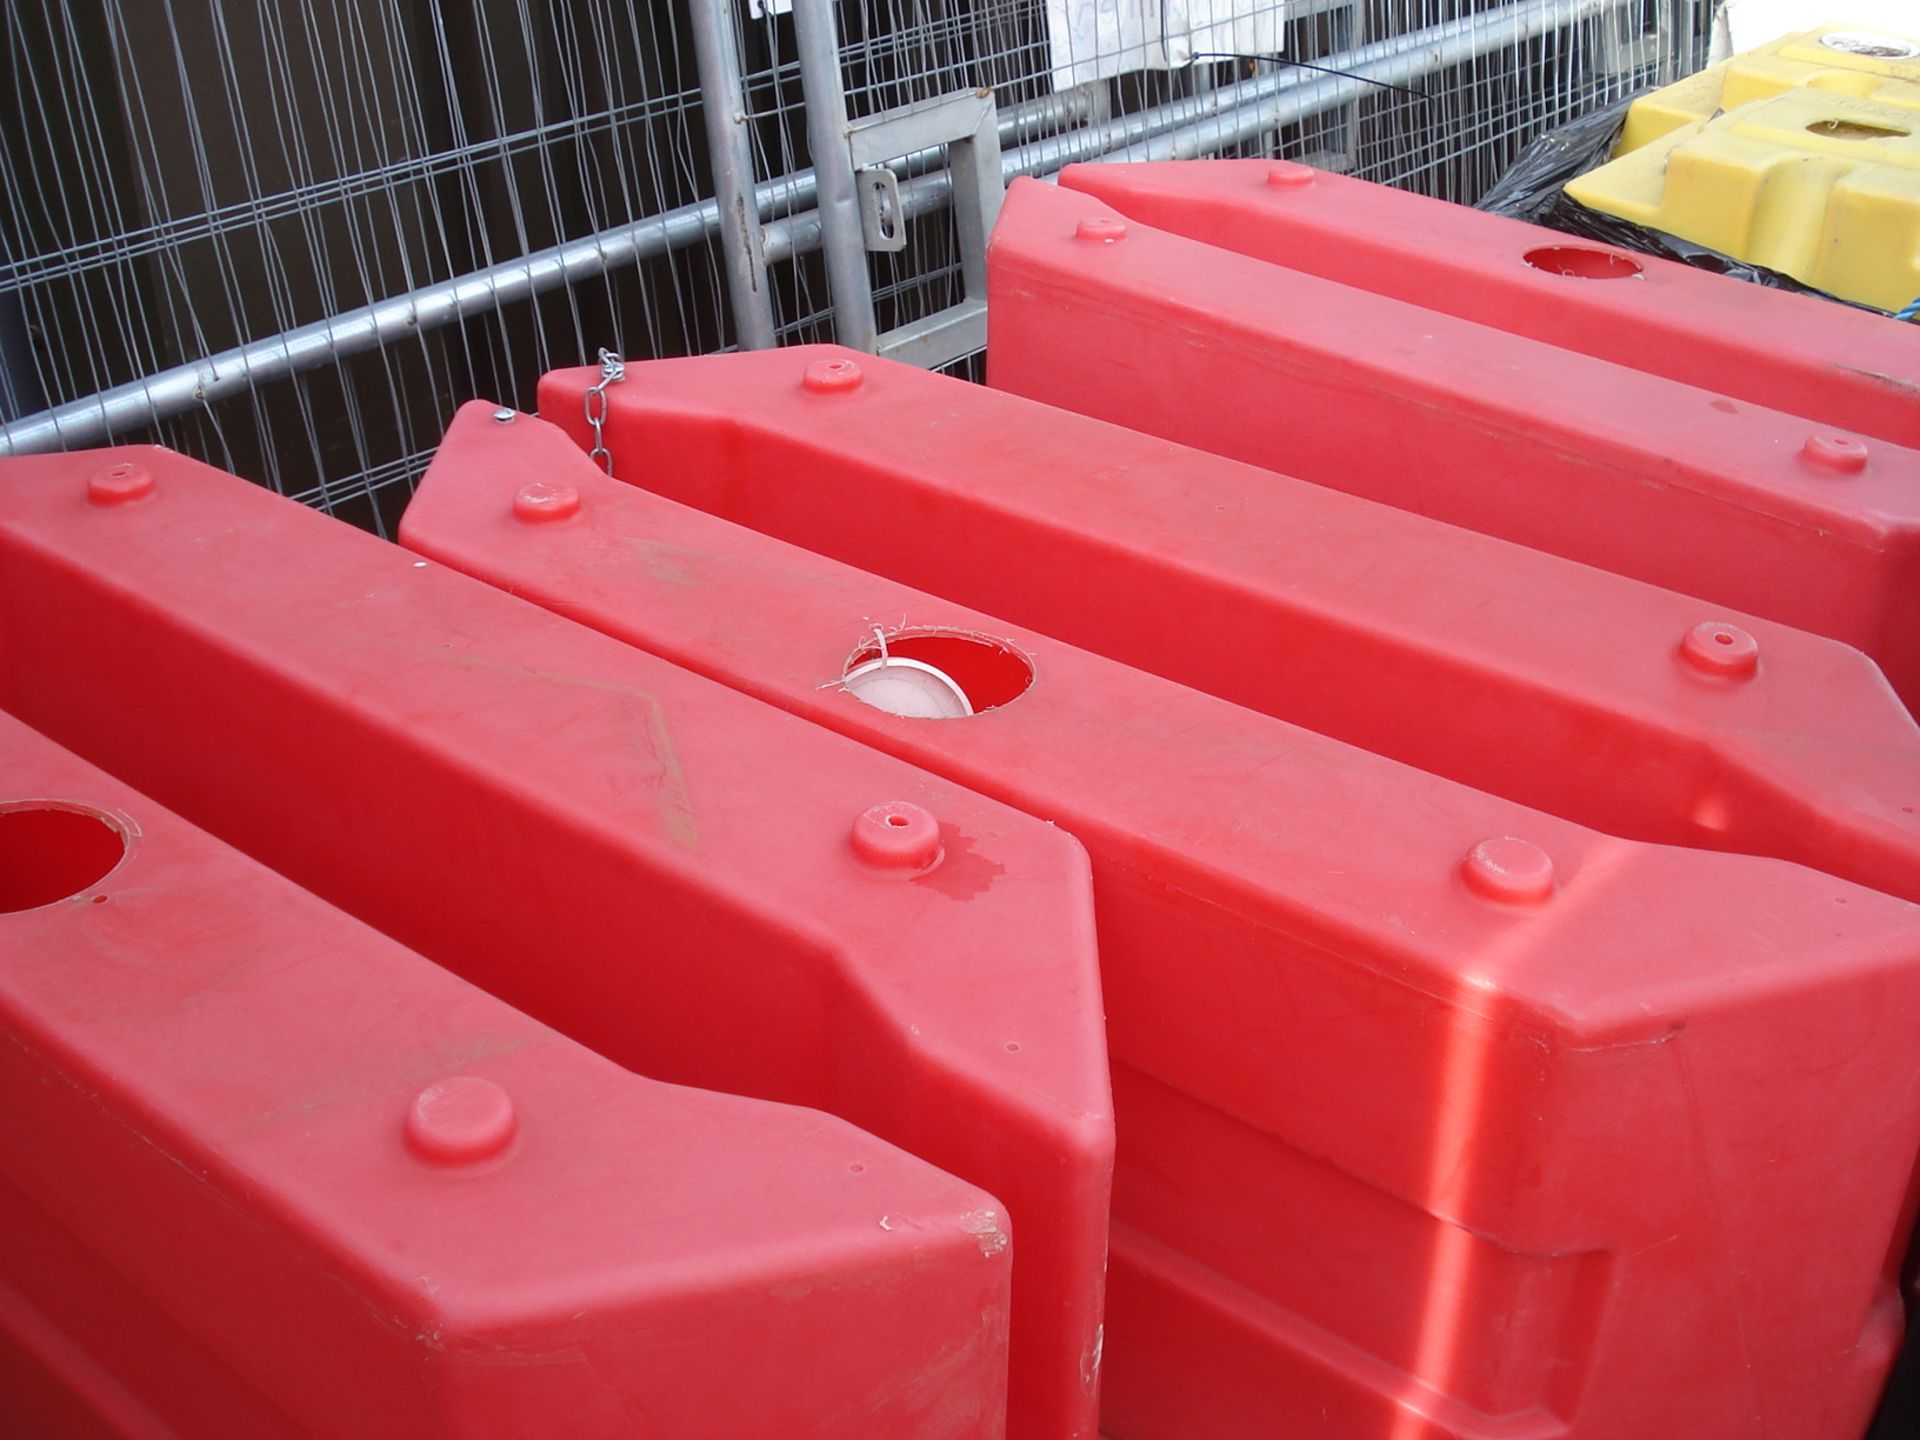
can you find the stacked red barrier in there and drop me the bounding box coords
[0,711,1020,1438]
[0,449,1111,1439]
[531,351,1920,903]
[986,172,1920,714]
[1056,158,1920,449]
[5,156,1920,1440]
[503,356,1920,1439]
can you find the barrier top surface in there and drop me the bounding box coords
[988,176,1920,542]
[1724,59,1920,116]
[1056,158,1920,448]
[984,177,1920,705]
[0,710,1011,1439]
[1623,24,1920,152]
[532,355,1920,906]
[1775,23,1920,79]
[0,447,1110,1440]
[417,393,1920,1438]
[458,385,1920,1028]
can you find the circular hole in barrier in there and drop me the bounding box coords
[1714,631,1734,646]
[0,804,128,913]
[1523,245,1643,280]
[843,628,1035,718]
[1821,31,1920,60]
[1806,118,1910,140]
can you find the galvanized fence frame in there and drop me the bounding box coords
[0,1,1707,532]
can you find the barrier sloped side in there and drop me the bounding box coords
[534,353,1920,907]
[1056,158,1920,448]
[407,399,1920,1440]
[0,711,1011,1439]
[983,178,1920,715]
[0,448,1111,1440]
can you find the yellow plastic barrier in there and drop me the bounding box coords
[1620,22,1920,153]
[1569,86,1920,311]
[1620,69,1731,152]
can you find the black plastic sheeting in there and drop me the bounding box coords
[1475,92,1892,313]
[1871,1301,1920,1440]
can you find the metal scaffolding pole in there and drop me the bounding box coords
[689,0,776,350]
[789,0,876,352]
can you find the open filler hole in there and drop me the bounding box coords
[0,804,127,913]
[841,628,1035,719]
[1807,119,1910,141]
[1523,245,1642,280]
[1823,31,1920,60]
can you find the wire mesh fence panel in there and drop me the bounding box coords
[0,0,1709,532]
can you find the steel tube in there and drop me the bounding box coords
[0,199,727,456]
[690,0,776,349]
[789,0,877,351]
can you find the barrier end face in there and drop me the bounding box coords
[999,174,1134,253]
[533,366,602,446]
[408,399,605,546]
[413,398,529,505]
[996,175,1080,243]
[1052,162,1101,196]
[411,413,1128,1154]
[397,413,1115,1143]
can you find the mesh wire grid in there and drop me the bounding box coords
[0,0,1708,535]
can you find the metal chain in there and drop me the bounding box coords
[583,348,627,474]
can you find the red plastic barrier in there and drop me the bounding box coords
[534,351,1920,906]
[407,397,1920,1440]
[985,177,1920,713]
[0,711,1011,1439]
[0,449,1111,1440]
[1058,158,1920,449]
